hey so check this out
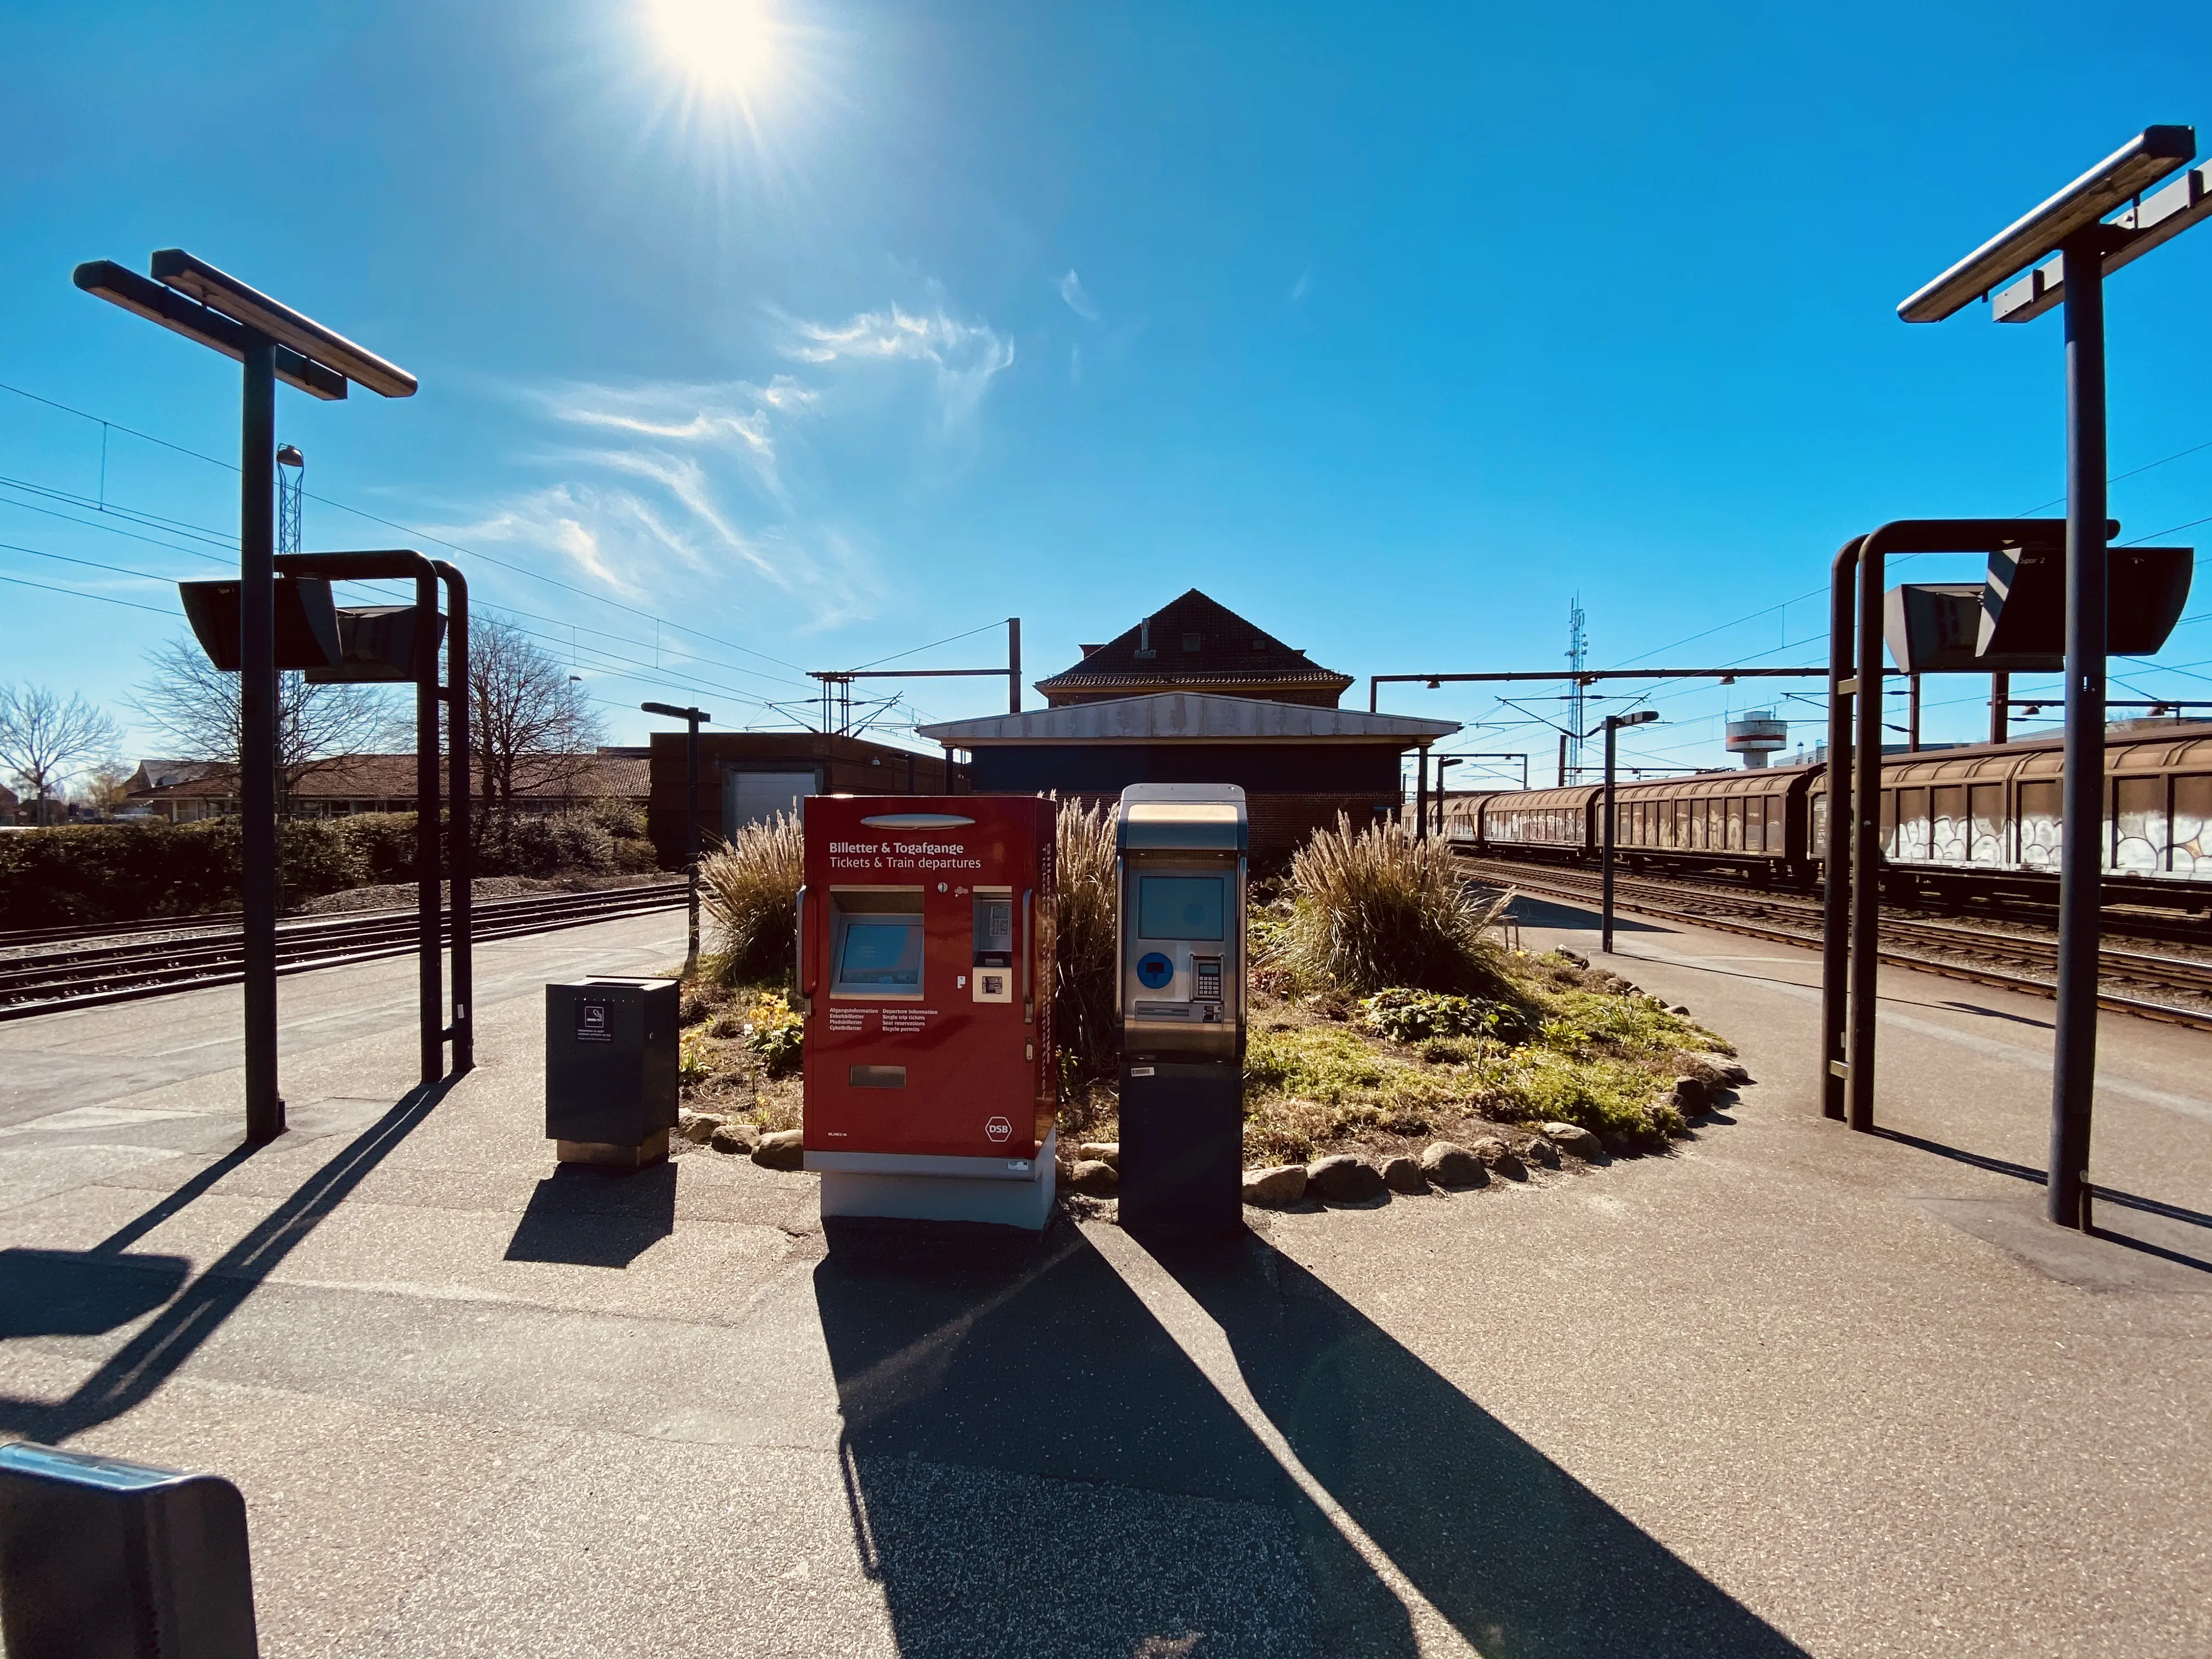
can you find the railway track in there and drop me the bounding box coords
[0,881,691,1020]
[1463,855,2212,1032]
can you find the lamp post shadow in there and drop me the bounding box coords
[1147,1232,1811,1659]
[811,1215,1417,1658]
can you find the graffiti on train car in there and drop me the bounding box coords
[1468,723,2212,904]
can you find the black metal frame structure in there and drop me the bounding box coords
[641,702,710,974]
[1597,710,1659,953]
[1820,521,2076,1137]
[276,551,472,1084]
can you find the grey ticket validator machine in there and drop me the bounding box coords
[1115,783,1248,1236]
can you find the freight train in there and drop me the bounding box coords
[1442,723,2212,909]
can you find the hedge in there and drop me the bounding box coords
[0,812,659,929]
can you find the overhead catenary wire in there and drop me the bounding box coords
[0,376,814,689]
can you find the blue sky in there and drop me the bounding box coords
[4,0,2210,786]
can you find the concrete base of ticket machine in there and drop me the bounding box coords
[798,794,1060,1234]
[808,1129,1058,1229]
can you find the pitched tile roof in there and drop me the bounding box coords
[1033,590,1354,701]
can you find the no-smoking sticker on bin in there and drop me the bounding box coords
[985,1116,1012,1143]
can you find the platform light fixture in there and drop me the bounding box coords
[1897,123,2204,1234]
[75,247,417,1144]
[72,262,347,399]
[146,249,419,397]
[1896,125,2194,324]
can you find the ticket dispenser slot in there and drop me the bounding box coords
[1115,783,1248,1238]
[972,888,1014,1003]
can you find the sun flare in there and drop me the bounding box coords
[640,0,783,100]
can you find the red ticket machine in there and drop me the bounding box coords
[799,794,1058,1228]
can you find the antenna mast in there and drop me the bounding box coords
[1565,594,1587,778]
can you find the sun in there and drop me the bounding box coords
[640,0,784,100]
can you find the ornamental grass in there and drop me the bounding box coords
[1273,814,1513,997]
[699,811,803,985]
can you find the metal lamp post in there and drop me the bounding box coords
[1899,126,2209,1229]
[75,251,415,1144]
[1432,756,1464,836]
[642,703,710,975]
[1598,710,1658,953]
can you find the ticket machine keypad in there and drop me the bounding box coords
[1193,956,1222,1022]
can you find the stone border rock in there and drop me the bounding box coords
[1241,1116,1644,1211]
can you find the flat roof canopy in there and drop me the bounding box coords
[918,692,1459,746]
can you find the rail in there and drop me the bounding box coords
[0,881,690,1020]
[1462,854,2212,1032]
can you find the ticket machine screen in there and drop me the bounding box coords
[833,915,922,994]
[1138,876,1224,940]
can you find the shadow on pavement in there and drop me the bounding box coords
[503,1162,676,1268]
[0,1249,191,1338]
[1150,1232,1810,1659]
[1501,895,1667,934]
[1872,1126,2212,1274]
[0,1076,455,1440]
[812,1215,1414,1658]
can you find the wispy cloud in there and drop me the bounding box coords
[1288,269,1311,304]
[450,284,1011,635]
[537,376,811,505]
[1057,268,1099,321]
[781,297,1015,431]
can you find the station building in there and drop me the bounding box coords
[648,591,1450,868]
[921,591,1455,866]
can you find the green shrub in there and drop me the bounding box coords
[741,991,805,1077]
[679,1027,714,1087]
[1359,987,1534,1045]
[1272,815,1511,996]
[278,820,368,902]
[701,812,803,984]
[483,814,615,877]
[588,797,647,840]
[343,813,423,883]
[0,818,368,928]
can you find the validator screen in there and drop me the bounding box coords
[1137,875,1225,941]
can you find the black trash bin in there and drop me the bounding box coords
[545,975,680,1166]
[0,1441,259,1659]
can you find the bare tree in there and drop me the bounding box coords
[0,684,121,825]
[468,614,605,827]
[133,638,400,815]
[75,762,137,816]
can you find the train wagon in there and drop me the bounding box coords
[1809,724,2212,905]
[1469,721,2212,908]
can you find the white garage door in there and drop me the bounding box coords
[726,770,817,833]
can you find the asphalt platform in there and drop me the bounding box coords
[0,900,2205,1656]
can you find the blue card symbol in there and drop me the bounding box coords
[1137,952,1174,989]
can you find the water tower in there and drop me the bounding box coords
[1724,709,1787,768]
